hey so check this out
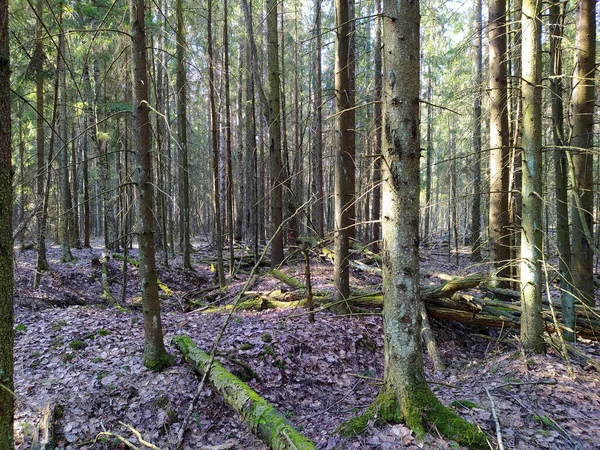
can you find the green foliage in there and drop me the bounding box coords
[51,320,67,331]
[14,323,26,332]
[69,339,87,350]
[451,400,482,410]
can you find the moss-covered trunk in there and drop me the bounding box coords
[174,336,315,450]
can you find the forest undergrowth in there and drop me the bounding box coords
[11,240,600,450]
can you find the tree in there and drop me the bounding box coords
[130,0,171,370]
[488,0,511,287]
[470,0,483,261]
[570,0,595,307]
[333,0,355,309]
[267,0,284,267]
[371,0,382,253]
[339,2,488,446]
[520,0,544,353]
[176,0,191,270]
[0,0,14,442]
[550,0,574,340]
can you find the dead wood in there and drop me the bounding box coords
[31,403,61,450]
[173,335,316,450]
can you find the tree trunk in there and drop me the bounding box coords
[570,0,595,306]
[488,0,511,287]
[338,1,488,446]
[310,0,324,238]
[130,0,171,370]
[58,22,74,263]
[267,0,284,267]
[223,0,235,274]
[424,67,433,244]
[208,0,225,286]
[520,0,545,353]
[550,0,574,340]
[174,336,316,449]
[0,0,14,442]
[371,0,382,254]
[35,0,46,249]
[176,0,191,270]
[470,0,482,262]
[333,0,355,310]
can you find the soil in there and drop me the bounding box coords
[11,240,600,449]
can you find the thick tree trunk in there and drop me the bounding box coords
[267,0,284,267]
[333,0,355,311]
[488,0,511,287]
[550,0,574,340]
[338,1,488,446]
[570,0,595,306]
[0,0,13,442]
[520,0,545,353]
[130,0,171,370]
[174,336,316,449]
[470,0,482,262]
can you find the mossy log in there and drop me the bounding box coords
[173,335,316,450]
[268,269,306,290]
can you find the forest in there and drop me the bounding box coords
[0,0,599,448]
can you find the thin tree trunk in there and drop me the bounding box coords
[0,0,14,442]
[488,0,511,287]
[471,0,482,262]
[235,45,244,242]
[520,0,545,353]
[334,0,355,310]
[35,0,46,249]
[424,67,433,244]
[371,0,382,253]
[130,0,171,370]
[570,0,595,306]
[208,0,225,286]
[550,0,574,340]
[176,0,191,270]
[223,0,235,274]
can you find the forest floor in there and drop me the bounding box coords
[11,239,600,450]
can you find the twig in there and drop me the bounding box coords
[119,422,162,450]
[485,387,504,450]
[489,379,557,391]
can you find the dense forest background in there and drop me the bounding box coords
[0,0,599,448]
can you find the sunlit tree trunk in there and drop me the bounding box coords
[424,67,433,244]
[470,0,482,262]
[550,0,574,340]
[520,0,545,353]
[208,0,225,286]
[334,0,355,309]
[130,0,171,370]
[488,0,511,287]
[0,0,14,442]
[176,0,191,270]
[570,0,595,306]
[310,0,324,238]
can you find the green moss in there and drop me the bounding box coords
[533,414,552,428]
[69,339,87,350]
[240,343,254,350]
[15,323,26,332]
[98,328,110,336]
[337,391,402,436]
[51,320,67,331]
[155,395,169,408]
[143,352,175,371]
[261,333,273,343]
[451,400,482,410]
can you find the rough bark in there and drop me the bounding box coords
[550,0,574,340]
[267,0,284,267]
[488,0,511,287]
[570,0,595,306]
[310,0,324,238]
[520,0,545,353]
[341,1,487,446]
[371,0,382,254]
[333,0,355,311]
[174,336,316,450]
[130,0,171,370]
[470,0,483,262]
[176,0,191,270]
[0,0,14,442]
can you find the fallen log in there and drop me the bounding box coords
[173,335,316,450]
[31,403,61,450]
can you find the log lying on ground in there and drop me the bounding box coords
[31,403,62,450]
[173,335,316,450]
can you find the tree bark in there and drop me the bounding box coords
[174,336,316,449]
[488,0,511,287]
[570,0,595,306]
[267,0,284,267]
[371,0,382,254]
[550,0,574,340]
[130,0,171,370]
[333,0,355,311]
[0,0,13,442]
[520,0,545,353]
[223,0,235,274]
[470,0,482,262]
